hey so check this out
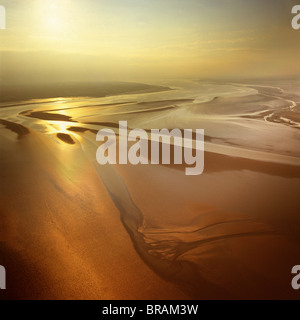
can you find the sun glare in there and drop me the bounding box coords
[45,15,62,31]
[41,0,68,34]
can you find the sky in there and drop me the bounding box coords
[0,0,300,83]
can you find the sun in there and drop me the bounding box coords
[41,0,68,34]
[45,15,63,31]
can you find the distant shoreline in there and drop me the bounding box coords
[0,81,172,103]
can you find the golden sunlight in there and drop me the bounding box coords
[40,0,68,34]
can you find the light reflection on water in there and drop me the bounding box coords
[0,80,300,298]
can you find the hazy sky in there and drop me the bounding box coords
[0,0,300,83]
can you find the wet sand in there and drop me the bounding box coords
[0,130,188,300]
[0,79,300,299]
